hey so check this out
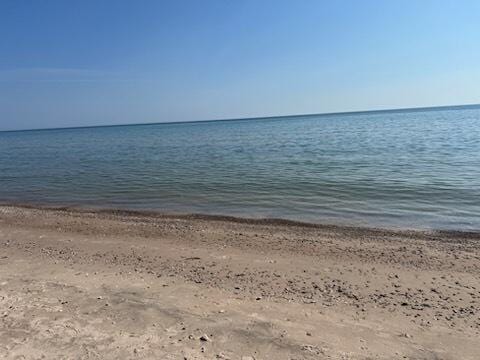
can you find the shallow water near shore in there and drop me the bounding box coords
[1,105,480,230]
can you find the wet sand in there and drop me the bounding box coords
[0,205,479,359]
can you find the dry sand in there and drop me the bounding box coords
[0,205,479,359]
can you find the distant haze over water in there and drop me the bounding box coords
[1,105,479,230]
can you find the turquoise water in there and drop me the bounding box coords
[1,106,479,230]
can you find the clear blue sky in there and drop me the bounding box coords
[1,0,479,131]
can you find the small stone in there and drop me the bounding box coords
[306,332,312,336]
[199,334,211,342]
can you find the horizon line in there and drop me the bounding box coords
[2,102,479,133]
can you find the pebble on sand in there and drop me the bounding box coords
[199,334,211,342]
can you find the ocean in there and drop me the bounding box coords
[1,105,479,230]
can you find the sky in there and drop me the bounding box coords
[1,0,479,131]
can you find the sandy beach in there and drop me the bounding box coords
[0,205,478,359]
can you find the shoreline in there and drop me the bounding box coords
[1,205,479,359]
[2,202,479,239]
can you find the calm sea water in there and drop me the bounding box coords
[1,106,479,230]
